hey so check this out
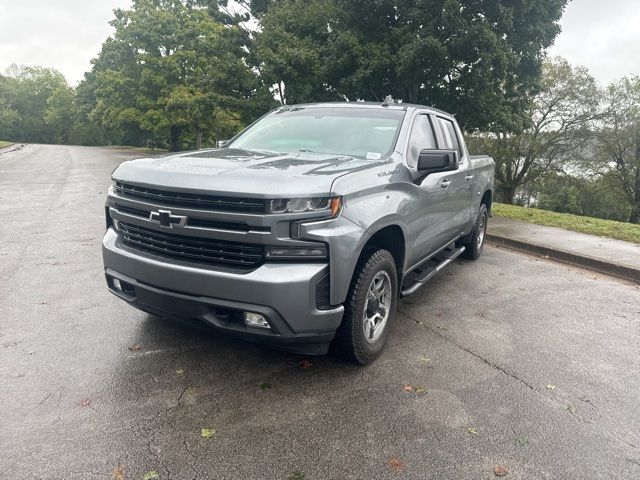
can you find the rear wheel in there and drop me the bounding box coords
[460,203,488,260]
[334,248,398,365]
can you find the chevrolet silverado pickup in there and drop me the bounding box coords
[103,101,495,364]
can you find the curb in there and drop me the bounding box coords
[486,233,640,284]
[0,143,23,155]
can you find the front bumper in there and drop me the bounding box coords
[102,228,344,353]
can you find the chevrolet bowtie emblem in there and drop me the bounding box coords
[149,209,187,228]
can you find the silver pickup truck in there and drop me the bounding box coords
[103,101,494,364]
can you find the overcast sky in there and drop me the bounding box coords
[1,0,638,86]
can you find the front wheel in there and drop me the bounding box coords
[460,203,488,260]
[334,248,398,365]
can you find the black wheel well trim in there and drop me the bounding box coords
[355,224,405,283]
[481,189,493,213]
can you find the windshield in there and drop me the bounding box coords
[228,107,405,159]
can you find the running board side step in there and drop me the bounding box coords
[400,245,466,297]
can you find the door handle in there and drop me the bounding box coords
[441,180,451,188]
[465,175,474,182]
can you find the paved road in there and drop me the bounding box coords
[2,145,640,480]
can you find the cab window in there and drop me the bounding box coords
[436,117,461,156]
[407,114,437,167]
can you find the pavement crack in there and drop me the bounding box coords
[626,458,640,467]
[398,307,537,391]
[172,385,189,409]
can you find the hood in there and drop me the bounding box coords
[113,148,385,197]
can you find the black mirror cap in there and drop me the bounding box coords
[417,149,459,173]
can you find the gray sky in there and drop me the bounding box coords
[0,0,638,86]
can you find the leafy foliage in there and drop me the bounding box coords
[84,0,275,151]
[0,65,69,143]
[466,58,600,203]
[252,0,568,132]
[593,77,640,222]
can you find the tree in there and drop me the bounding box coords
[533,172,632,222]
[0,94,21,139]
[84,0,274,151]
[594,77,640,223]
[0,65,69,143]
[252,0,567,133]
[44,85,75,144]
[467,58,600,203]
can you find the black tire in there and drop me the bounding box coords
[334,248,398,365]
[460,203,488,260]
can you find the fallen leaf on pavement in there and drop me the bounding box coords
[546,384,556,391]
[176,368,184,375]
[567,405,576,414]
[298,360,313,369]
[128,344,141,352]
[415,387,426,394]
[403,384,413,392]
[437,326,448,331]
[515,437,529,446]
[81,399,91,407]
[143,471,159,480]
[201,428,216,438]
[259,382,272,390]
[288,471,305,480]
[388,457,406,472]
[467,427,479,435]
[112,465,125,480]
[494,465,508,476]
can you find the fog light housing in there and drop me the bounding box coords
[244,312,270,329]
[112,278,122,291]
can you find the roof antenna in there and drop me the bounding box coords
[381,95,394,107]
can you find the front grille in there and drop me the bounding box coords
[119,222,264,270]
[115,182,266,213]
[113,204,269,233]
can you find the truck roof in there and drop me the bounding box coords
[277,101,453,118]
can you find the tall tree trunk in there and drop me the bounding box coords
[497,184,516,204]
[170,125,180,152]
[196,130,203,150]
[629,204,640,224]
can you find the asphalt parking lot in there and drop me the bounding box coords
[2,144,640,480]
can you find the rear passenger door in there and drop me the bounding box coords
[432,116,473,238]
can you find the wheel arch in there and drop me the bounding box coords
[480,189,493,214]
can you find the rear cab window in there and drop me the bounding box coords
[435,117,461,156]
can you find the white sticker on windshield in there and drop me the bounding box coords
[366,152,381,160]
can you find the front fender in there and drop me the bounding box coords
[298,215,370,306]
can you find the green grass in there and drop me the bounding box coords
[0,140,13,148]
[492,203,640,244]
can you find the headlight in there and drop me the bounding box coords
[265,245,328,259]
[267,197,342,217]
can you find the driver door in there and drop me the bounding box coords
[432,116,474,238]
[405,113,457,266]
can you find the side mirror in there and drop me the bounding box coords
[417,149,459,174]
[216,140,229,148]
